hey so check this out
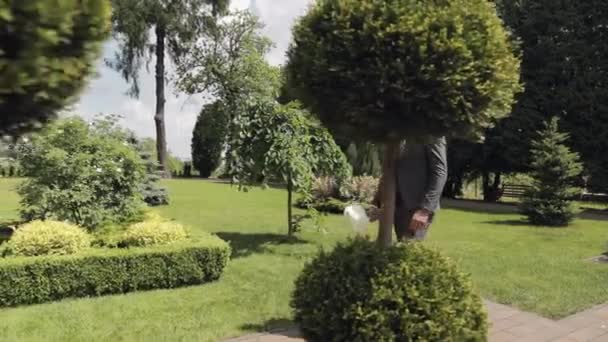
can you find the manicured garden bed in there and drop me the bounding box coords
[1,179,608,341]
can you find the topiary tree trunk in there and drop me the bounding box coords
[377,143,400,247]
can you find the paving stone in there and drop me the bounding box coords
[489,330,518,342]
[489,308,521,321]
[489,318,523,333]
[223,300,608,342]
[566,326,608,341]
[506,322,544,337]
[559,314,606,331]
[552,337,580,342]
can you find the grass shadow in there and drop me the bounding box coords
[0,220,18,244]
[215,232,308,258]
[481,219,531,227]
[240,318,299,336]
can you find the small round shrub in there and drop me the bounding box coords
[7,220,91,257]
[120,219,188,247]
[291,238,487,341]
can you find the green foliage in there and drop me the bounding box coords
[108,0,229,174]
[495,0,608,192]
[344,142,381,177]
[137,137,183,178]
[292,238,487,341]
[295,197,350,215]
[136,142,169,206]
[520,118,583,226]
[17,118,146,229]
[229,99,351,235]
[175,11,280,105]
[0,238,230,307]
[6,221,91,257]
[108,0,229,97]
[119,218,188,247]
[0,0,111,136]
[192,101,229,178]
[229,100,352,193]
[286,0,522,142]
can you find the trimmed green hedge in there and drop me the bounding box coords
[295,197,372,215]
[0,235,230,307]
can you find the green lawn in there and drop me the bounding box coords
[0,178,607,341]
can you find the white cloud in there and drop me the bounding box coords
[74,0,312,160]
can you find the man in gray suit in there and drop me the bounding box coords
[373,137,448,241]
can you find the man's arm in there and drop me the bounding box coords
[419,137,448,212]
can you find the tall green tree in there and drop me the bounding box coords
[191,100,229,178]
[229,99,351,236]
[0,0,110,136]
[175,10,280,175]
[493,0,608,191]
[175,10,281,112]
[286,0,522,247]
[520,118,583,226]
[108,0,229,176]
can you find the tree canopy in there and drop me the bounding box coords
[286,0,521,143]
[191,101,229,178]
[520,118,583,226]
[0,0,111,136]
[480,0,608,191]
[229,99,351,235]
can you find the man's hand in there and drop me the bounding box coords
[409,209,431,233]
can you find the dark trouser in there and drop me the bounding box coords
[394,205,433,241]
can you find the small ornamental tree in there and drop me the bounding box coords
[0,0,111,136]
[229,99,352,236]
[520,118,583,226]
[286,0,522,246]
[192,101,229,178]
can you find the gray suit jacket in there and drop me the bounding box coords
[396,137,448,213]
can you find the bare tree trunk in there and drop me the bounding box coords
[377,143,400,248]
[287,174,294,237]
[155,24,170,178]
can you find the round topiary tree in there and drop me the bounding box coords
[292,238,487,341]
[0,0,111,136]
[286,0,522,246]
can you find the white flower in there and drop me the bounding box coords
[96,167,102,173]
[116,168,123,173]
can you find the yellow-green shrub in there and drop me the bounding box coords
[120,219,188,247]
[7,220,91,257]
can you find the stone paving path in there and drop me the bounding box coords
[224,300,608,342]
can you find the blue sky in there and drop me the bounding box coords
[74,0,312,159]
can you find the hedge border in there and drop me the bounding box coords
[0,237,230,307]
